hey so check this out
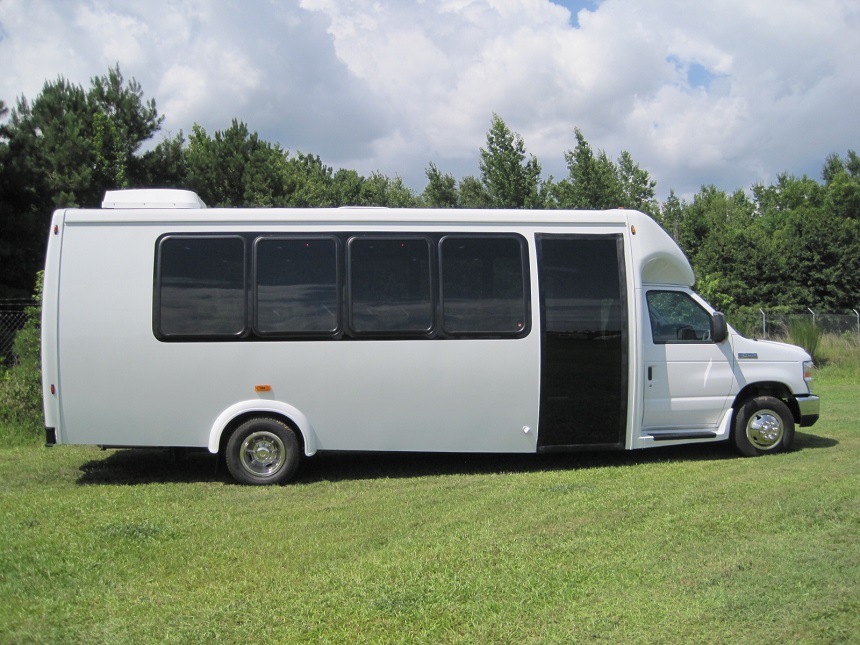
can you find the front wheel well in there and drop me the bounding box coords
[732,382,800,425]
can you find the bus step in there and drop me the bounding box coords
[649,431,717,441]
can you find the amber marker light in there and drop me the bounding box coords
[255,385,272,392]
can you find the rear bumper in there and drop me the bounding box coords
[796,395,820,427]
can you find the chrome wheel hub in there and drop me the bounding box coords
[240,431,286,477]
[747,411,783,450]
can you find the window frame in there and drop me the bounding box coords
[346,235,436,338]
[153,234,249,341]
[252,235,342,338]
[438,233,530,338]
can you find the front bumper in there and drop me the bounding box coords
[796,395,820,427]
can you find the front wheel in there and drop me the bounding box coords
[733,396,795,456]
[225,418,300,485]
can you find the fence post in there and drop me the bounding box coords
[760,309,767,338]
[807,307,816,326]
[854,309,859,338]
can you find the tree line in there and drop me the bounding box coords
[1,66,858,325]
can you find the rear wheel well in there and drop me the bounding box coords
[218,411,306,457]
[733,383,800,424]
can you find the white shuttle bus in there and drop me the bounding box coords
[41,189,819,484]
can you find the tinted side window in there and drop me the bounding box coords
[647,291,712,343]
[156,236,246,338]
[440,236,527,335]
[254,237,339,335]
[348,237,433,334]
[540,236,625,338]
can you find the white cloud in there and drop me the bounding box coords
[74,5,151,68]
[0,1,85,103]
[1,0,858,199]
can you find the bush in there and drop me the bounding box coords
[786,316,823,363]
[0,273,44,444]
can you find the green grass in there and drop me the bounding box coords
[1,359,858,643]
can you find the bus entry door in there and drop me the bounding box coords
[536,234,628,449]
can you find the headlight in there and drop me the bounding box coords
[803,360,815,393]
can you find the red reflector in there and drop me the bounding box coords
[53,225,59,235]
[50,384,56,395]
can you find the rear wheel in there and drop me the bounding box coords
[225,418,300,485]
[733,396,795,456]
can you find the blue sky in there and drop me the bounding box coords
[551,0,599,25]
[1,0,858,201]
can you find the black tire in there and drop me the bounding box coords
[733,396,795,456]
[225,417,300,485]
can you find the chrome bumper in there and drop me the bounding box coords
[797,395,820,427]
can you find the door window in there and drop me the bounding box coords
[647,291,713,343]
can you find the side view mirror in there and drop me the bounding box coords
[710,312,728,343]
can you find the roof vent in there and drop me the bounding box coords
[101,189,207,209]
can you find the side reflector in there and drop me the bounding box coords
[255,385,272,392]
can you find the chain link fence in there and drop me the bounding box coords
[0,299,37,366]
[752,312,860,340]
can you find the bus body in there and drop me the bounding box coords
[41,189,819,484]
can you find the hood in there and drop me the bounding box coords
[731,333,813,363]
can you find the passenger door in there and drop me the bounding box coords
[536,234,628,449]
[641,290,735,432]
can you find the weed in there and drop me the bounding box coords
[786,316,823,362]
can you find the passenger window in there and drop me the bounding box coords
[440,236,527,335]
[254,237,339,335]
[647,291,712,343]
[156,236,247,338]
[348,237,433,334]
[540,236,626,338]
